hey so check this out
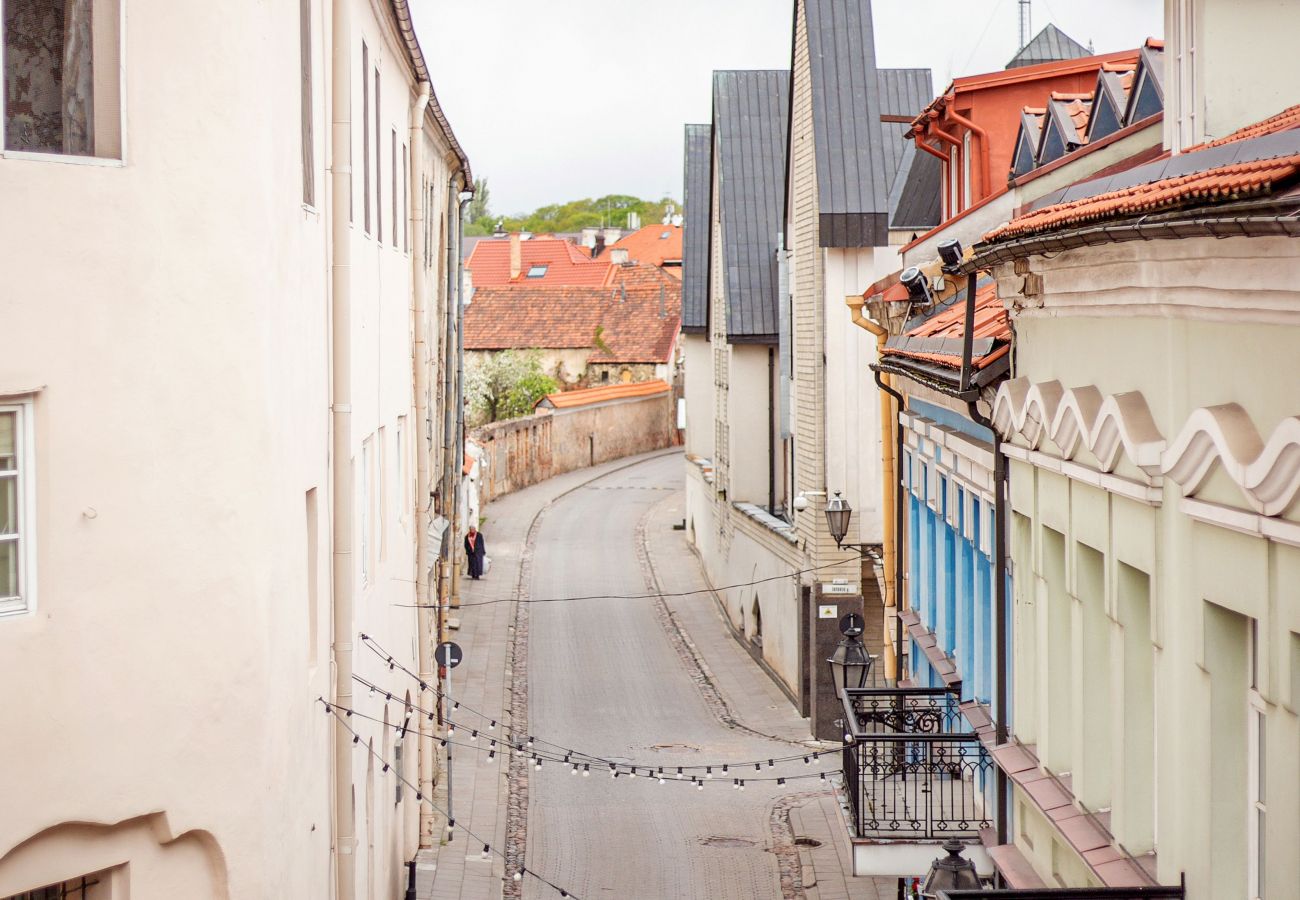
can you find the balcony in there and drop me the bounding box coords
[840,686,995,878]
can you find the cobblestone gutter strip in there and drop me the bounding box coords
[636,494,808,749]
[769,791,834,900]
[501,450,680,899]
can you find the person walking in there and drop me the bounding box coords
[464,525,487,580]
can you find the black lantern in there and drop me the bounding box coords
[827,613,873,697]
[920,839,981,897]
[825,491,852,548]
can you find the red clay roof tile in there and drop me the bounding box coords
[537,379,670,409]
[599,224,683,272]
[466,236,613,287]
[880,281,1010,370]
[464,263,681,364]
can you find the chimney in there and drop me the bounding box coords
[658,283,666,318]
[610,248,629,265]
[509,233,522,280]
[594,234,606,258]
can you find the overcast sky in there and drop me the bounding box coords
[413,0,1163,217]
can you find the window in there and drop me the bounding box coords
[361,42,370,233]
[1247,618,1266,900]
[402,146,408,253]
[305,488,318,665]
[0,402,33,616]
[526,264,548,278]
[2,868,113,899]
[377,425,387,562]
[659,230,670,239]
[359,439,371,585]
[374,67,381,244]
[299,0,313,205]
[395,416,407,522]
[3,0,122,159]
[390,128,397,246]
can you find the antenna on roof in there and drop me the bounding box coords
[1018,0,1032,51]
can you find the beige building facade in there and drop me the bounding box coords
[0,1,469,898]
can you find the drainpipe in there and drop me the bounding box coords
[329,0,356,893]
[451,190,471,610]
[945,106,991,203]
[960,272,1010,847]
[408,81,434,846]
[768,347,776,513]
[436,179,459,824]
[845,295,903,682]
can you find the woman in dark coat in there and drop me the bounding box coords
[464,526,487,579]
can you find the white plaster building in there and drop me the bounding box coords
[0,1,470,898]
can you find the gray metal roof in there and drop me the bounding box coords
[682,123,712,334]
[890,142,942,230]
[1007,23,1090,69]
[714,69,789,343]
[878,67,934,222]
[803,0,891,247]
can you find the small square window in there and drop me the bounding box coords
[526,264,548,278]
[660,230,671,239]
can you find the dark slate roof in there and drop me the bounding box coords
[804,0,890,247]
[878,68,934,222]
[682,123,712,334]
[1007,23,1090,69]
[714,70,789,343]
[890,142,942,229]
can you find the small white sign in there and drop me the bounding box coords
[823,581,857,595]
[818,604,838,619]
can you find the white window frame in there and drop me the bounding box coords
[0,0,127,164]
[0,399,36,617]
[359,439,371,587]
[1247,618,1266,900]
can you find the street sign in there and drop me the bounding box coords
[435,641,463,669]
[818,604,838,619]
[822,579,856,595]
[839,613,864,637]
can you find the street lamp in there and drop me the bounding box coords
[919,839,981,897]
[827,613,874,698]
[825,491,852,548]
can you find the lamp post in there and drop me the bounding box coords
[919,839,981,897]
[824,491,852,548]
[827,612,874,700]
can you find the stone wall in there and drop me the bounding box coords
[473,393,675,504]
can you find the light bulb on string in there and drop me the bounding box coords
[481,844,490,859]
[513,871,523,882]
[706,767,713,779]
[676,767,683,780]
[658,776,665,785]
[767,759,774,768]
[696,781,704,791]
[582,764,590,777]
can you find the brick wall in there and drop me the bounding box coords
[472,393,675,504]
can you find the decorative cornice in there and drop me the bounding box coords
[996,380,1300,518]
[1163,404,1300,516]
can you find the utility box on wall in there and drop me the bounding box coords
[808,582,864,741]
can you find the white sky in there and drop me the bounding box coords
[413,0,1164,216]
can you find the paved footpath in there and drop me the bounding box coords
[417,450,894,900]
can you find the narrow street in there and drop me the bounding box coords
[513,453,878,900]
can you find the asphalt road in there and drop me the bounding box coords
[521,454,818,900]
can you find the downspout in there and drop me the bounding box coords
[768,347,776,513]
[845,295,902,682]
[451,190,471,609]
[408,81,433,847]
[436,179,458,823]
[329,0,356,894]
[945,106,991,204]
[960,271,1010,847]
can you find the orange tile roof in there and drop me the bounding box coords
[466,236,613,287]
[537,379,670,410]
[987,104,1300,241]
[600,224,684,270]
[464,263,681,364]
[880,281,1009,370]
[1186,103,1300,151]
[988,153,1300,240]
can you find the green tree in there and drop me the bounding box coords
[465,350,559,424]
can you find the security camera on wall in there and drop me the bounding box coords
[792,494,810,512]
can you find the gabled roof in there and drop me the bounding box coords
[985,105,1300,241]
[464,264,680,364]
[1038,93,1092,165]
[1123,41,1165,125]
[537,380,670,410]
[1007,23,1090,69]
[601,224,683,272]
[1010,108,1046,178]
[465,236,613,287]
[681,124,712,335]
[802,0,891,246]
[879,68,939,229]
[682,123,712,334]
[1086,66,1134,143]
[714,69,789,343]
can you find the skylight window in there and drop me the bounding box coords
[660,231,671,239]
[526,264,548,278]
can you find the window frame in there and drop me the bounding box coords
[0,398,36,618]
[1,0,127,164]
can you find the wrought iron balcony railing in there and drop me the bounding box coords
[840,687,993,842]
[939,888,1184,899]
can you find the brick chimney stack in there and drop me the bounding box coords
[509,233,522,280]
